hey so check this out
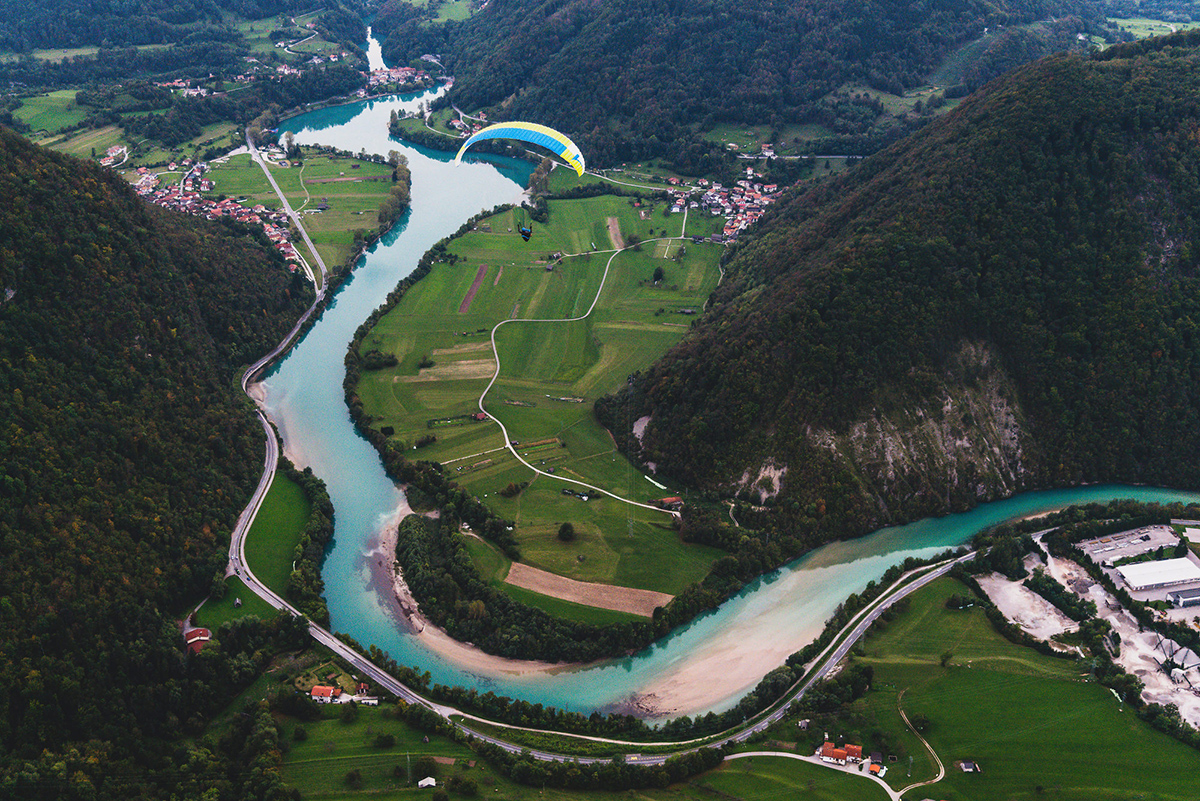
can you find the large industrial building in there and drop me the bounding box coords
[1116,558,1200,591]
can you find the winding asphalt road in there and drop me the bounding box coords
[218,155,971,792]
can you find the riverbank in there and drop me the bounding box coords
[370,507,575,678]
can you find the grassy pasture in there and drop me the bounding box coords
[44,124,125,158]
[357,193,725,597]
[243,472,311,597]
[203,149,396,266]
[699,121,833,154]
[500,583,645,625]
[15,90,89,135]
[0,43,171,62]
[279,701,898,800]
[696,757,889,801]
[1108,17,1200,39]
[836,577,1200,799]
[195,577,280,628]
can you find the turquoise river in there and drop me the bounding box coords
[263,87,1200,720]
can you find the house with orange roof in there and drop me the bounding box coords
[310,685,342,703]
[819,742,847,765]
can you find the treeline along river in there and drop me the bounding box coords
[263,84,1200,721]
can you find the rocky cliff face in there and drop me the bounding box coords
[807,341,1032,517]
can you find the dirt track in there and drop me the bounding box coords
[505,562,672,617]
[459,264,488,313]
[606,217,624,249]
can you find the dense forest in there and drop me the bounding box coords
[0,0,339,51]
[375,0,1100,166]
[596,33,1200,557]
[0,127,314,798]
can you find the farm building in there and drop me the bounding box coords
[1168,587,1200,608]
[1116,558,1200,591]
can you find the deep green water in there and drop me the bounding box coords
[262,89,1200,719]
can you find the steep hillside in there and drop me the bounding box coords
[0,127,312,797]
[599,33,1200,543]
[377,0,1097,165]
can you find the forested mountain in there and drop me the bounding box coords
[0,127,312,798]
[598,33,1200,547]
[376,0,1099,166]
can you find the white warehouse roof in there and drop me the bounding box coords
[1116,558,1200,591]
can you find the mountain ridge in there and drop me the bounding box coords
[599,37,1200,540]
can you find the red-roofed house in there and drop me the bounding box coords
[311,685,342,703]
[183,627,211,654]
[845,744,863,762]
[820,742,847,765]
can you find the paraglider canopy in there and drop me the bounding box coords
[454,122,586,177]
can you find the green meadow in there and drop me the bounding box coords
[780,577,1200,800]
[356,191,724,596]
[1108,17,1200,40]
[195,577,280,628]
[42,124,125,158]
[202,149,397,268]
[279,699,895,801]
[15,90,89,135]
[244,472,312,598]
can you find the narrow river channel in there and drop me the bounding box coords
[261,82,1200,721]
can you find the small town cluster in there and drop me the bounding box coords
[132,158,303,267]
[665,167,781,241]
[361,65,432,94]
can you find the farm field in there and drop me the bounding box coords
[243,472,311,598]
[15,89,89,135]
[793,576,1200,800]
[41,124,125,158]
[1108,16,1200,39]
[356,191,725,597]
[202,149,398,268]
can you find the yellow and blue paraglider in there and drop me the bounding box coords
[454,121,586,177]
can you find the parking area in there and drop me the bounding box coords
[1078,524,1180,566]
[1078,525,1200,612]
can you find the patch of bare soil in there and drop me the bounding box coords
[395,358,496,382]
[458,264,488,313]
[504,562,672,617]
[606,216,624,249]
[976,572,1079,642]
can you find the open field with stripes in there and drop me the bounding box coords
[356,191,724,612]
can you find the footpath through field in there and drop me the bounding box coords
[476,207,691,518]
